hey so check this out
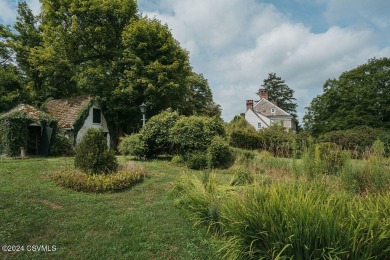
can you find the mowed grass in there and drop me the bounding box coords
[0,157,221,259]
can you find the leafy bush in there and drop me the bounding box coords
[319,126,390,158]
[185,152,208,170]
[49,132,74,156]
[259,125,295,157]
[74,128,118,174]
[170,116,225,153]
[53,163,146,192]
[229,130,263,150]
[207,136,234,169]
[138,109,182,158]
[118,133,144,156]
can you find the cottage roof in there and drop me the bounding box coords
[0,104,52,122]
[44,96,92,128]
[253,98,291,118]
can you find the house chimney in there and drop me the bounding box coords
[257,89,268,100]
[246,100,254,111]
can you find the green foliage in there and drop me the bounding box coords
[185,152,208,170]
[171,154,185,164]
[0,65,25,113]
[226,116,262,150]
[0,107,56,156]
[341,140,390,194]
[72,99,93,142]
[53,163,146,192]
[49,132,74,156]
[260,72,298,122]
[173,174,390,259]
[170,116,225,153]
[138,109,182,158]
[299,142,350,177]
[74,128,118,174]
[259,125,295,157]
[171,173,222,234]
[319,126,390,158]
[304,57,390,134]
[207,136,235,169]
[229,167,254,186]
[118,133,143,156]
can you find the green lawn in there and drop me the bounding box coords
[0,157,221,259]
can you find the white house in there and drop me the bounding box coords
[245,89,297,131]
[44,96,110,146]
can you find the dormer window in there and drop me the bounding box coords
[271,108,275,113]
[93,108,101,124]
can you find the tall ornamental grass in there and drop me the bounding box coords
[172,175,390,259]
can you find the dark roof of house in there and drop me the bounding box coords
[0,104,52,122]
[44,96,92,128]
[253,98,291,118]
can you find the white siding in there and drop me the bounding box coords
[76,102,110,145]
[245,109,270,130]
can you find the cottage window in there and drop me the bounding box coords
[257,122,261,129]
[93,108,101,124]
[271,108,275,113]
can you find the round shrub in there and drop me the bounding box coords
[186,152,208,170]
[170,116,225,153]
[207,136,235,169]
[74,128,118,174]
[118,133,145,156]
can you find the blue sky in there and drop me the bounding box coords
[1,0,390,123]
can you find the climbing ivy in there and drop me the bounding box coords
[72,99,93,143]
[0,108,56,156]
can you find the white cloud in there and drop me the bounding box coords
[141,0,390,122]
[0,0,16,24]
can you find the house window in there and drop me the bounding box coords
[258,122,261,129]
[93,108,101,124]
[271,108,275,113]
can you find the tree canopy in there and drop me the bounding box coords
[0,0,220,135]
[303,57,390,135]
[260,72,298,121]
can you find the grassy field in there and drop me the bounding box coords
[0,157,221,259]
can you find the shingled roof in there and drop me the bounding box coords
[44,96,92,128]
[0,104,52,122]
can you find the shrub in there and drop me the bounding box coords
[138,109,182,158]
[259,125,295,157]
[118,133,144,156]
[185,152,208,170]
[207,136,234,169]
[229,130,263,150]
[170,116,225,153]
[49,132,74,156]
[53,163,146,192]
[74,128,118,174]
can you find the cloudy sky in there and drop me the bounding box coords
[1,0,390,123]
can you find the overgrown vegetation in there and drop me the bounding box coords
[74,128,118,174]
[171,140,390,259]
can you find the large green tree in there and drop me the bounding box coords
[260,73,298,120]
[2,1,220,135]
[303,57,390,135]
